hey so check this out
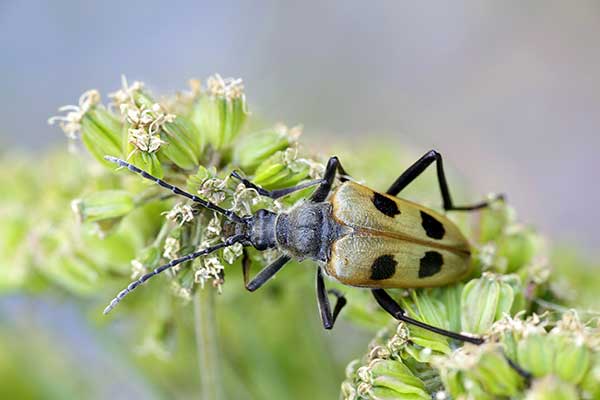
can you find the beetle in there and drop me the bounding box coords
[102,150,502,345]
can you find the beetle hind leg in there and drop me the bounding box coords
[316,268,347,329]
[385,150,504,211]
[372,289,533,380]
[371,288,483,344]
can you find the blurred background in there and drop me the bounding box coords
[1,1,599,399]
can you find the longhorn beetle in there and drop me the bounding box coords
[102,150,502,346]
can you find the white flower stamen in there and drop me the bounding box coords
[48,90,101,139]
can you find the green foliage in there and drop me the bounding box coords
[0,75,598,399]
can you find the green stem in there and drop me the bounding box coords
[194,287,222,400]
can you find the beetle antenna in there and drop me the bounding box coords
[103,235,245,315]
[104,156,244,223]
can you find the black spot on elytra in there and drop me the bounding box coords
[373,192,400,218]
[420,211,445,240]
[418,251,443,278]
[370,255,397,280]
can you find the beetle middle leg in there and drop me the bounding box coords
[385,150,504,211]
[241,249,291,291]
[371,288,484,345]
[316,267,347,329]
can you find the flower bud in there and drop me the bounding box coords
[517,334,554,378]
[461,273,517,334]
[465,349,522,396]
[233,126,298,173]
[401,291,453,357]
[496,229,537,273]
[80,106,123,164]
[580,354,600,399]
[525,376,578,400]
[126,148,164,178]
[158,115,204,170]
[191,74,248,149]
[368,359,430,399]
[479,201,515,242]
[552,334,590,384]
[252,150,310,190]
[49,90,123,166]
[72,190,135,225]
[435,343,523,399]
[112,79,204,171]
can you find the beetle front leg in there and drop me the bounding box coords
[242,249,291,291]
[316,268,347,329]
[371,288,484,345]
[386,150,503,211]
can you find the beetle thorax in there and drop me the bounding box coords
[275,202,344,262]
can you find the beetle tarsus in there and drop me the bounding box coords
[317,268,347,329]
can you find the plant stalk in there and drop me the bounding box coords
[193,287,222,400]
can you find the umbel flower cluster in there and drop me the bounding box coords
[17,74,594,399]
[47,75,320,301]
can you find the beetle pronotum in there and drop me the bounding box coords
[102,150,502,346]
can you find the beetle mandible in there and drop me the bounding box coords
[103,150,503,345]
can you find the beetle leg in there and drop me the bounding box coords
[231,171,324,200]
[385,150,504,211]
[243,254,291,291]
[371,288,484,345]
[316,268,347,329]
[310,156,350,202]
[241,248,251,287]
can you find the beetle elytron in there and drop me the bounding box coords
[103,150,502,345]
